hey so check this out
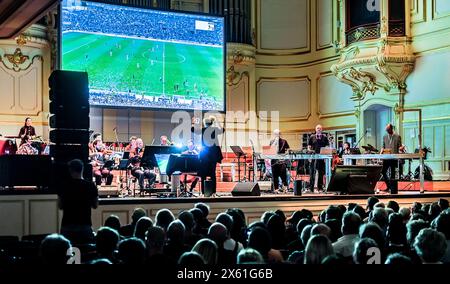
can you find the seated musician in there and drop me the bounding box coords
[269,129,290,192]
[338,142,351,158]
[181,139,200,191]
[130,138,156,190]
[125,136,137,152]
[16,135,38,155]
[18,117,36,146]
[380,124,404,191]
[89,134,113,186]
[160,135,173,146]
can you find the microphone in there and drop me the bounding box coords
[151,138,155,145]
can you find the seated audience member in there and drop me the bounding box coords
[155,209,175,231]
[410,213,426,222]
[366,197,380,214]
[119,208,146,238]
[333,212,361,258]
[368,208,389,231]
[237,248,265,264]
[133,217,153,242]
[164,220,189,263]
[359,222,385,250]
[353,238,379,264]
[351,205,367,220]
[432,213,450,263]
[146,226,170,265]
[96,227,119,263]
[385,253,413,264]
[58,159,98,245]
[287,224,313,264]
[215,213,243,256]
[195,203,212,230]
[438,199,450,211]
[104,215,121,233]
[190,208,207,236]
[325,205,344,223]
[247,227,274,263]
[117,238,146,265]
[178,252,205,265]
[208,222,234,264]
[374,202,386,209]
[286,219,313,253]
[192,239,218,265]
[226,208,248,245]
[311,223,332,239]
[428,202,442,221]
[40,234,72,265]
[179,210,200,247]
[406,220,429,248]
[413,228,447,264]
[387,201,400,213]
[304,235,334,264]
[399,207,411,223]
[386,213,407,255]
[267,214,287,250]
[325,219,342,243]
[411,202,422,214]
[261,211,276,225]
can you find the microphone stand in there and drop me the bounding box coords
[354,130,368,149]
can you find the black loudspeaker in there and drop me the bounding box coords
[50,144,89,164]
[328,166,383,195]
[49,70,89,102]
[49,70,90,130]
[293,180,303,196]
[50,129,90,144]
[204,180,215,197]
[231,182,260,196]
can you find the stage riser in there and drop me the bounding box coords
[1,193,449,238]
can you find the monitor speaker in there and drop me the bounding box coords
[328,165,383,195]
[231,182,260,196]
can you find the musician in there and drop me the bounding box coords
[181,139,200,191]
[338,142,351,158]
[16,135,38,155]
[125,136,137,152]
[89,134,113,186]
[380,124,404,191]
[18,117,36,145]
[269,129,290,192]
[191,116,224,196]
[160,135,173,146]
[130,138,156,190]
[307,124,329,192]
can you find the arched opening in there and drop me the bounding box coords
[363,104,393,151]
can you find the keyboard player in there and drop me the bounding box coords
[269,129,290,192]
[307,125,329,192]
[380,124,404,191]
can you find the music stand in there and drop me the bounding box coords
[230,146,246,182]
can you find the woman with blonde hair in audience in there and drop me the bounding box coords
[304,235,334,264]
[192,239,218,265]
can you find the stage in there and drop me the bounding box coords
[1,182,450,238]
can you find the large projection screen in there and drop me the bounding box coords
[61,0,225,112]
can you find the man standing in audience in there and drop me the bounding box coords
[58,159,98,245]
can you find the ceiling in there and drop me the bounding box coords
[0,0,58,39]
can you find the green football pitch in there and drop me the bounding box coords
[62,32,224,101]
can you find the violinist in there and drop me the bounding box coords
[89,134,113,186]
[130,138,156,190]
